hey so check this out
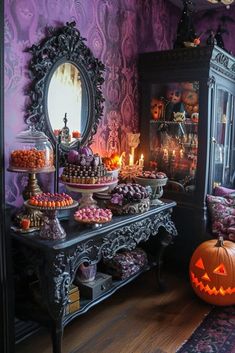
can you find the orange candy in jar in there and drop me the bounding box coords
[10,148,46,169]
[10,148,54,169]
[9,127,54,171]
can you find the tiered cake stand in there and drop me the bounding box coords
[24,200,78,240]
[63,180,118,208]
[8,166,55,230]
[8,166,55,198]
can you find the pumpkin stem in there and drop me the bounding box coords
[215,236,224,247]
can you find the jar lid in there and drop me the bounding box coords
[16,126,49,143]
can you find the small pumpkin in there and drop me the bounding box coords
[189,237,235,306]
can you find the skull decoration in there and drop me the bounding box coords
[150,98,165,121]
[189,237,235,306]
[173,111,186,122]
[166,85,182,104]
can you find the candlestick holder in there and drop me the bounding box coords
[120,164,143,183]
[127,133,140,167]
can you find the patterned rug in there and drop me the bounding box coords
[176,306,235,353]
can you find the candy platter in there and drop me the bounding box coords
[63,179,118,208]
[74,207,112,228]
[25,199,78,240]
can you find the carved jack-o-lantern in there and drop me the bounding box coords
[189,237,235,306]
[150,98,165,120]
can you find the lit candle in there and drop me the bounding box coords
[163,148,168,161]
[131,147,135,163]
[180,149,184,159]
[118,155,123,167]
[172,150,176,157]
[129,154,134,166]
[139,154,144,167]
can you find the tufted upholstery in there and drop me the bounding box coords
[207,190,235,242]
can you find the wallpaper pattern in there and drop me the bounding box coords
[194,6,235,55]
[4,0,177,206]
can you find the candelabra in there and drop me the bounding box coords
[120,133,144,182]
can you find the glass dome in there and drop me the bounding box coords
[9,127,55,172]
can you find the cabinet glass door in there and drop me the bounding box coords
[212,88,235,188]
[149,81,199,193]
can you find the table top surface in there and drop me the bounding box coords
[11,199,176,251]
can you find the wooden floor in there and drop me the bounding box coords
[15,268,212,353]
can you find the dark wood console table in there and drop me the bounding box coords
[12,200,177,353]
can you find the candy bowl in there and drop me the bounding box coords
[108,198,150,216]
[107,183,151,215]
[74,207,113,228]
[106,168,120,180]
[135,172,168,205]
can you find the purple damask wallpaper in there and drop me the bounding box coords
[6,1,234,207]
[194,6,235,55]
[4,0,178,206]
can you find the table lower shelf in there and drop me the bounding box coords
[16,263,155,331]
[63,264,152,326]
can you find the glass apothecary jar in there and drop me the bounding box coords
[9,127,55,172]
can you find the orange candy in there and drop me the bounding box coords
[10,149,51,169]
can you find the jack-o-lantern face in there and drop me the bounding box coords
[189,238,235,306]
[150,98,165,120]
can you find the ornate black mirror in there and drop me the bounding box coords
[26,21,105,152]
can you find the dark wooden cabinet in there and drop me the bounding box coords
[138,45,235,260]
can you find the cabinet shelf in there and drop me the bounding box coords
[150,120,198,126]
[181,143,197,148]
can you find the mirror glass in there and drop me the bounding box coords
[27,21,105,153]
[47,62,85,146]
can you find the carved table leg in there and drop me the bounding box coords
[51,319,63,353]
[37,254,72,353]
[155,231,173,290]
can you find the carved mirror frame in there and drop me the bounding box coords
[25,21,105,152]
